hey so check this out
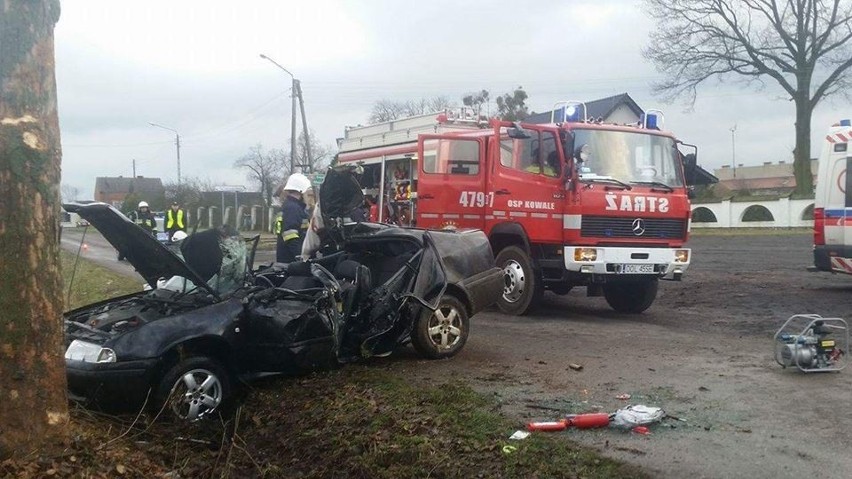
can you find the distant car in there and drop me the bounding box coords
[62,168,502,421]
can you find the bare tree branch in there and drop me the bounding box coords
[643,0,852,194]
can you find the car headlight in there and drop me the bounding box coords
[65,340,117,363]
[674,249,690,263]
[574,248,598,262]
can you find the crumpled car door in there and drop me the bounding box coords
[357,234,448,357]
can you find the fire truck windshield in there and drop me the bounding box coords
[572,129,684,188]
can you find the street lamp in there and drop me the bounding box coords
[149,122,181,184]
[730,124,737,179]
[260,53,298,174]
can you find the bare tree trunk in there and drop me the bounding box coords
[0,0,67,459]
[793,96,814,196]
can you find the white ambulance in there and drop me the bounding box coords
[812,119,852,273]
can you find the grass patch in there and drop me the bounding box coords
[233,366,646,478]
[4,366,647,478]
[61,251,141,310]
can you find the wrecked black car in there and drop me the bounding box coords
[63,169,502,421]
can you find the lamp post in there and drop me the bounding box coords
[259,54,298,174]
[730,124,737,179]
[149,122,181,184]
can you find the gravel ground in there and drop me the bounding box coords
[390,232,852,479]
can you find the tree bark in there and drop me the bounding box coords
[793,96,814,197]
[0,0,67,459]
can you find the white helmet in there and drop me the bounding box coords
[171,231,188,242]
[138,201,149,208]
[283,173,311,194]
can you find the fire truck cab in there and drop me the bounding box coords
[337,103,696,315]
[812,119,852,273]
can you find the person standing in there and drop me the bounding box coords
[274,173,311,263]
[165,201,186,240]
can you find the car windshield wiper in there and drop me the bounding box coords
[580,176,632,190]
[630,181,674,192]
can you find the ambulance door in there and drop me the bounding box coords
[417,135,486,230]
[485,126,566,244]
[823,148,850,246]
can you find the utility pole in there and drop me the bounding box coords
[149,122,182,184]
[730,124,737,178]
[260,54,299,174]
[132,159,136,177]
[290,77,297,174]
[296,80,312,172]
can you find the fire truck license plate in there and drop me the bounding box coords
[620,264,654,274]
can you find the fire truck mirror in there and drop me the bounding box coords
[507,124,531,139]
[682,153,697,184]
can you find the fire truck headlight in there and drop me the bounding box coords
[674,249,690,263]
[574,248,598,262]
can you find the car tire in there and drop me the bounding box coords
[153,356,231,422]
[412,295,469,359]
[495,246,543,315]
[603,280,658,314]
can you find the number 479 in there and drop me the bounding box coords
[459,191,494,208]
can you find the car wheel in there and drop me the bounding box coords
[603,280,658,314]
[154,356,231,422]
[412,295,469,359]
[495,246,543,315]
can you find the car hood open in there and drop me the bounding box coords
[63,202,212,292]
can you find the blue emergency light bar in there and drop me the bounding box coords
[550,101,587,123]
[565,106,581,122]
[641,109,665,130]
[841,119,851,127]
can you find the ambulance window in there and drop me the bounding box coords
[846,157,852,208]
[835,143,848,153]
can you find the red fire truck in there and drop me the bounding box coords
[336,103,697,315]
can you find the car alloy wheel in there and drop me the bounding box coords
[427,304,463,351]
[167,368,223,421]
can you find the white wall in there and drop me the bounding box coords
[691,198,814,228]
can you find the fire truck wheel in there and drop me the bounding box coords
[495,246,543,315]
[603,279,658,314]
[412,295,469,359]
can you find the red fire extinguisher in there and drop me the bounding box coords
[526,419,568,432]
[566,413,610,429]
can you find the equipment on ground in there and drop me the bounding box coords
[774,314,848,373]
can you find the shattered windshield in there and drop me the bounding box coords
[572,129,684,187]
[208,236,248,294]
[159,231,248,296]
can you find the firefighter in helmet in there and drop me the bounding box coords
[274,173,311,263]
[166,201,186,240]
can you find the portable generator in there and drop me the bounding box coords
[774,314,848,373]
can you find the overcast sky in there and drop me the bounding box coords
[55,0,850,198]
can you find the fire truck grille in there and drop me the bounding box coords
[580,216,686,239]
